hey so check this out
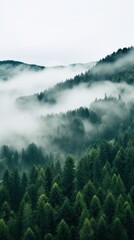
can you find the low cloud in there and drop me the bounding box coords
[0,55,133,151]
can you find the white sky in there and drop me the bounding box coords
[0,0,134,66]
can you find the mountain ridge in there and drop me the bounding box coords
[17,46,134,107]
[0,60,94,81]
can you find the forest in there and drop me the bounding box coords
[0,132,134,239]
[0,47,134,239]
[17,47,134,106]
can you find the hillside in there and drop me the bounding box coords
[0,47,134,240]
[0,60,45,80]
[18,47,134,106]
[0,60,94,81]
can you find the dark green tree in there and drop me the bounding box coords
[44,166,53,196]
[83,180,96,208]
[10,168,21,211]
[97,215,107,240]
[80,218,94,240]
[50,183,62,208]
[113,217,128,240]
[56,219,70,240]
[89,195,101,219]
[22,227,35,240]
[44,233,53,240]
[104,192,116,223]
[62,155,75,200]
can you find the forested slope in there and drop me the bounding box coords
[0,47,134,239]
[0,132,134,239]
[18,47,134,105]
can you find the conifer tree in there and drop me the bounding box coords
[50,183,62,208]
[80,218,94,240]
[45,166,53,196]
[75,192,86,218]
[83,180,96,208]
[90,195,101,219]
[62,155,75,200]
[56,219,70,240]
[97,215,107,240]
[104,192,116,223]
[22,227,35,240]
[113,217,128,240]
[44,233,53,240]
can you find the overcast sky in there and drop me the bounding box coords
[0,0,134,66]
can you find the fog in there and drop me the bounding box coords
[0,59,134,149]
[91,48,134,78]
[0,62,95,97]
[0,63,95,147]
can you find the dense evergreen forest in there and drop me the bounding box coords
[0,132,134,239]
[0,47,134,239]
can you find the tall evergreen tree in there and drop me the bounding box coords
[62,155,75,200]
[56,219,70,240]
[113,217,128,240]
[80,218,94,240]
[50,183,62,208]
[89,195,101,219]
[44,166,53,196]
[22,227,35,240]
[104,192,116,223]
[83,180,96,208]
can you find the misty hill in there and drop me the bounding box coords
[18,47,134,106]
[1,48,134,240]
[0,60,45,80]
[0,60,94,81]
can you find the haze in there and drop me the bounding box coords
[0,63,133,148]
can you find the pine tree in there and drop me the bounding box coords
[83,180,96,208]
[97,215,107,240]
[60,198,74,225]
[115,194,125,220]
[22,202,32,231]
[50,183,62,208]
[7,215,18,240]
[1,201,11,222]
[62,155,75,200]
[75,192,85,217]
[28,184,38,208]
[44,166,53,196]
[104,192,116,223]
[44,203,55,234]
[79,207,89,229]
[10,168,21,211]
[21,172,28,198]
[123,204,134,239]
[80,218,94,240]
[90,195,101,219]
[125,147,134,188]
[36,194,47,239]
[44,233,53,240]
[113,217,128,240]
[54,159,62,176]
[114,147,126,181]
[22,227,35,240]
[76,160,86,191]
[56,219,70,240]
